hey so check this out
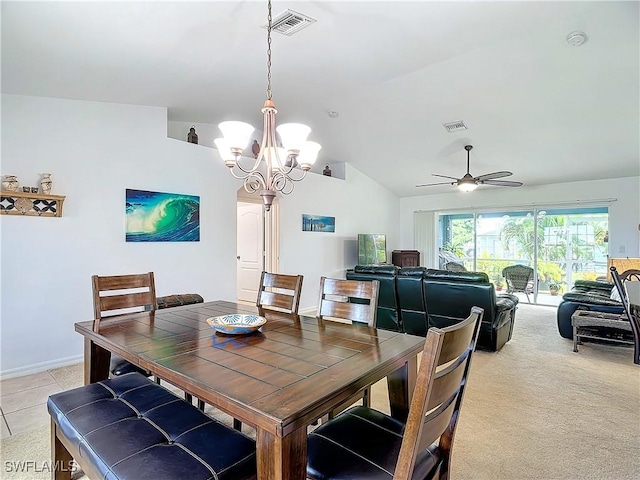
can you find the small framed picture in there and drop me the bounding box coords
[31,187,39,193]
[22,186,30,192]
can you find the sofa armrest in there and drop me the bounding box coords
[496,294,518,312]
[573,279,613,293]
[561,292,620,306]
[157,293,204,309]
[354,265,399,275]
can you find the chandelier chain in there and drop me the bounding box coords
[266,0,272,100]
[216,0,320,211]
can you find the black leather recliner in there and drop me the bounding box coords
[557,279,623,339]
[346,265,519,351]
[422,269,518,351]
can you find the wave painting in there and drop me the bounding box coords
[126,189,200,242]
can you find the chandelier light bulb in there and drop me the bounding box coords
[214,138,236,166]
[218,121,254,152]
[298,141,321,170]
[265,146,287,171]
[276,123,312,153]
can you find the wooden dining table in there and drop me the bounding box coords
[75,300,425,480]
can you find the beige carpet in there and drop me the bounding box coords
[1,304,639,479]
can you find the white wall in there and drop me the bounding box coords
[1,95,400,375]
[1,94,238,376]
[278,164,400,311]
[167,120,347,179]
[399,177,640,261]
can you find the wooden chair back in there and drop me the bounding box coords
[256,271,304,314]
[620,269,640,282]
[316,277,380,327]
[92,272,157,332]
[393,307,483,480]
[610,266,640,364]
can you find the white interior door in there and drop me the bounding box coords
[237,202,263,302]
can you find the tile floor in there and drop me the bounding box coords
[0,363,85,438]
[0,361,390,441]
[0,363,224,439]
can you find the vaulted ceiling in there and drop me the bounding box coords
[2,1,638,196]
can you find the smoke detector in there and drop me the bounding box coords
[443,120,468,133]
[264,9,317,36]
[566,31,588,47]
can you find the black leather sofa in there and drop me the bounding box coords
[556,279,623,339]
[346,265,519,351]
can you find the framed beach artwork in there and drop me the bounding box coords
[125,189,200,242]
[302,214,335,233]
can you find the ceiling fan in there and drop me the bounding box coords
[416,145,523,192]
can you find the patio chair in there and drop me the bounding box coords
[444,261,467,272]
[502,264,535,303]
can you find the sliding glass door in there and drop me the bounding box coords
[438,207,608,305]
[535,208,609,301]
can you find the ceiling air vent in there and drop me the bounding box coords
[264,10,317,36]
[443,120,468,133]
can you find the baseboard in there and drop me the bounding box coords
[0,354,83,380]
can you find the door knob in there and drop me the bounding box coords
[237,256,241,260]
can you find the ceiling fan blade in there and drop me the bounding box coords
[474,171,513,181]
[415,181,456,187]
[480,179,523,187]
[432,173,460,180]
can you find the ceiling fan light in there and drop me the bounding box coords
[458,181,478,192]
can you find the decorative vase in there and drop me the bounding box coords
[2,175,19,192]
[40,173,53,195]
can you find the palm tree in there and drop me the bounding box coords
[501,215,566,261]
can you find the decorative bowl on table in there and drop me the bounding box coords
[206,314,267,335]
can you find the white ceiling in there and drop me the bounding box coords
[2,1,639,197]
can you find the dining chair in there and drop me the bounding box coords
[619,268,640,283]
[227,271,305,432]
[307,307,484,480]
[610,266,640,365]
[256,271,304,314]
[92,272,205,409]
[316,276,380,417]
[92,272,158,372]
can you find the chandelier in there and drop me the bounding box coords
[214,0,321,211]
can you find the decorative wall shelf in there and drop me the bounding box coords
[0,191,66,217]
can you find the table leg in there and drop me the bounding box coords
[256,426,307,480]
[387,355,417,423]
[51,419,73,480]
[83,338,111,385]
